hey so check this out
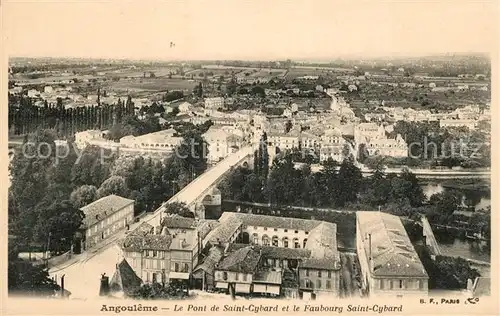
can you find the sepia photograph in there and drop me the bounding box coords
[1,0,498,315]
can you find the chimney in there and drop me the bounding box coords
[181,239,187,248]
[99,273,110,296]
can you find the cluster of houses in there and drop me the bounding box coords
[78,192,431,299]
[364,104,490,130]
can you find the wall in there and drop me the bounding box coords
[298,268,340,296]
[85,203,134,250]
[369,277,428,297]
[214,270,253,284]
[244,226,309,249]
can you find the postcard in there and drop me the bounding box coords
[1,0,497,315]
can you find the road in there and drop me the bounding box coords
[47,147,254,298]
[49,244,122,299]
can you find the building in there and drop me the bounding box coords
[267,129,301,152]
[119,215,217,286]
[203,127,244,163]
[439,119,477,130]
[178,102,192,113]
[356,211,429,298]
[74,130,108,149]
[119,128,183,151]
[355,123,408,158]
[204,97,225,110]
[206,212,342,298]
[80,195,135,251]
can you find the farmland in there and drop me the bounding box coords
[103,78,198,93]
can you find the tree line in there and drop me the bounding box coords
[8,93,136,137]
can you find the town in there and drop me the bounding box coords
[7,54,491,302]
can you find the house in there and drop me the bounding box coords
[80,195,135,251]
[439,119,477,130]
[192,245,224,291]
[356,211,429,298]
[119,216,214,286]
[178,102,192,113]
[44,86,54,93]
[204,97,225,110]
[203,127,244,163]
[206,212,342,298]
[74,130,108,149]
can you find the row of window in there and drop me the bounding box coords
[379,279,424,290]
[253,235,307,249]
[250,227,306,234]
[304,269,333,278]
[140,143,177,148]
[88,209,132,235]
[143,259,190,273]
[217,271,248,282]
[302,279,332,289]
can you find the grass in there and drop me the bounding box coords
[106,78,197,92]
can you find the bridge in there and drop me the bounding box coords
[141,145,255,226]
[421,215,442,258]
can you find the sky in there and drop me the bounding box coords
[1,0,498,61]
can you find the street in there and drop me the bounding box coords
[49,244,122,300]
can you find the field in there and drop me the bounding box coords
[285,67,332,79]
[105,78,197,92]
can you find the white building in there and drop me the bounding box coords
[204,97,225,110]
[356,212,428,298]
[119,128,183,151]
[439,119,477,130]
[178,102,192,113]
[203,127,243,163]
[75,130,107,149]
[44,86,54,94]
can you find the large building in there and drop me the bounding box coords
[80,195,135,251]
[119,215,218,286]
[354,123,408,158]
[119,128,183,151]
[356,211,429,298]
[204,97,225,110]
[205,212,341,298]
[203,126,244,163]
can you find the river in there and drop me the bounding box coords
[421,182,491,268]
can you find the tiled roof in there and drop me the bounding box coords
[357,211,428,278]
[161,214,196,229]
[109,259,142,294]
[119,235,144,252]
[193,246,224,276]
[227,243,311,260]
[130,222,154,237]
[217,246,261,274]
[206,213,242,244]
[142,234,173,251]
[229,213,323,232]
[80,195,134,228]
[197,220,220,242]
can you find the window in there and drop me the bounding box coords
[223,272,228,280]
[254,226,258,230]
[294,230,298,233]
[328,271,332,278]
[294,238,300,248]
[284,229,288,232]
[272,236,279,247]
[399,280,403,289]
[263,227,267,231]
[274,228,278,232]
[318,270,322,277]
[306,269,309,277]
[183,263,189,273]
[152,272,157,283]
[305,231,309,235]
[418,280,423,290]
[283,238,289,248]
[380,280,384,290]
[174,263,179,272]
[153,250,157,257]
[235,273,239,281]
[243,274,247,281]
[326,280,331,289]
[316,280,321,289]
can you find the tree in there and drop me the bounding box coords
[285,120,293,133]
[96,176,129,198]
[336,157,362,207]
[8,259,60,297]
[70,185,98,209]
[429,190,461,216]
[250,86,265,97]
[163,202,194,218]
[32,200,84,253]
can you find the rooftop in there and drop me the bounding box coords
[217,246,262,274]
[357,211,428,278]
[80,195,134,228]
